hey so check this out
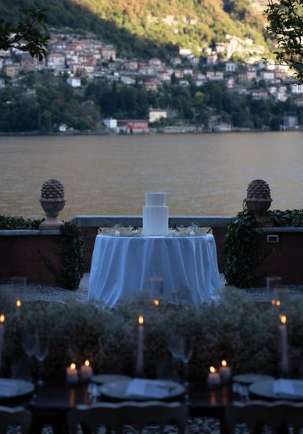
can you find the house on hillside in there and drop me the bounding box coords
[48,52,66,70]
[149,109,168,124]
[117,120,149,134]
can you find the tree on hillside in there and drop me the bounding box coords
[266,0,303,82]
[0,8,49,59]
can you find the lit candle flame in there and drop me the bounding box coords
[0,314,5,323]
[138,315,144,326]
[70,363,76,370]
[16,299,22,308]
[276,300,281,307]
[221,360,227,368]
[280,314,287,325]
[210,366,216,374]
[153,299,160,307]
[84,360,90,367]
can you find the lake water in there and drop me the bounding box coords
[0,132,303,219]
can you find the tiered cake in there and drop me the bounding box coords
[143,192,169,236]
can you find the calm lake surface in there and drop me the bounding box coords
[0,132,303,219]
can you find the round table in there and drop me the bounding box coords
[88,233,223,307]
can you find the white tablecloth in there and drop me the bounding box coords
[88,234,223,307]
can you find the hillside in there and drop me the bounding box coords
[0,0,268,58]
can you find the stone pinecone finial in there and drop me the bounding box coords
[247,179,272,201]
[39,179,65,230]
[41,179,64,201]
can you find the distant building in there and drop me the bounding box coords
[179,48,192,57]
[149,58,162,68]
[100,46,116,61]
[213,122,232,132]
[3,64,20,78]
[48,52,66,70]
[283,114,298,129]
[226,62,237,73]
[124,61,138,71]
[117,120,149,134]
[59,124,68,133]
[251,90,269,100]
[290,84,303,95]
[67,77,82,88]
[120,76,136,85]
[103,118,118,130]
[260,70,275,81]
[149,109,168,124]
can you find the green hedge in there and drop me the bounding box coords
[1,290,302,382]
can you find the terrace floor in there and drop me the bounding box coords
[1,274,303,306]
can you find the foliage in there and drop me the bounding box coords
[0,215,42,229]
[58,223,85,290]
[0,0,267,59]
[2,71,301,133]
[224,209,303,288]
[266,0,303,82]
[0,8,49,60]
[2,290,303,381]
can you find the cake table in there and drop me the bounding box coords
[88,233,223,307]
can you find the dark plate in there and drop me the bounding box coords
[0,379,34,401]
[100,379,185,401]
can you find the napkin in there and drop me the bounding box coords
[126,379,174,398]
[273,380,303,398]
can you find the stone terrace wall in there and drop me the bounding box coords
[2,218,303,287]
[0,230,61,286]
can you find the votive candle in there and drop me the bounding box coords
[219,360,232,383]
[135,315,144,377]
[207,366,221,387]
[80,360,93,381]
[66,363,78,384]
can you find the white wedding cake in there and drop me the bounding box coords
[143,192,169,236]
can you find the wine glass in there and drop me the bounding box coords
[168,334,194,389]
[22,330,36,358]
[33,333,48,386]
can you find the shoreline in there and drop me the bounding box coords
[0,128,302,137]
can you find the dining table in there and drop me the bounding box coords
[0,380,234,434]
[3,376,302,434]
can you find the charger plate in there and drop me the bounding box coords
[0,379,34,400]
[250,379,303,401]
[100,379,185,401]
[233,374,274,385]
[91,374,131,385]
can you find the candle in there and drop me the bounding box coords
[279,314,289,376]
[66,363,78,384]
[153,299,160,307]
[80,360,93,381]
[272,299,281,309]
[207,366,221,388]
[135,315,144,377]
[0,314,5,373]
[16,299,22,309]
[219,360,232,383]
